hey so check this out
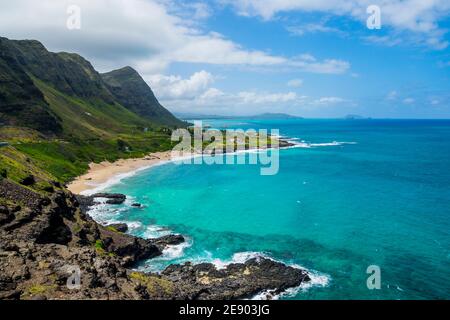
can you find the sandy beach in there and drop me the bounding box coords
[67,151,173,195]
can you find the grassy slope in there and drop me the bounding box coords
[0,78,175,184]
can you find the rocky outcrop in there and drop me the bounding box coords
[98,226,162,267]
[0,179,310,300]
[76,193,127,207]
[161,257,310,300]
[106,223,128,233]
[92,193,126,205]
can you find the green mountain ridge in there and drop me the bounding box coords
[0,36,184,184]
[101,66,182,127]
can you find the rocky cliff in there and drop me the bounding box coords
[0,178,310,300]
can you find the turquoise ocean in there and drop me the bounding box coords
[89,119,450,299]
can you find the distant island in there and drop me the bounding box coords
[345,114,370,120]
[176,112,303,120]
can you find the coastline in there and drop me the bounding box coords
[67,151,173,195]
[67,137,297,195]
[63,139,329,300]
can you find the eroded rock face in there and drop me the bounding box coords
[106,223,128,233]
[161,258,311,300]
[98,226,162,267]
[0,179,310,300]
[92,193,126,205]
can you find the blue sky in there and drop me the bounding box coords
[1,0,450,118]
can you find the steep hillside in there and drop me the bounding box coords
[0,38,62,134]
[0,37,182,132]
[4,38,114,102]
[0,36,183,183]
[101,67,183,127]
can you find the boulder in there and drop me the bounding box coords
[106,223,128,233]
[151,234,185,250]
[92,193,126,205]
[20,175,35,186]
[99,226,162,267]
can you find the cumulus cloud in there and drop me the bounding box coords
[237,91,299,104]
[0,0,350,74]
[224,0,450,49]
[386,90,398,100]
[290,55,350,74]
[147,71,310,112]
[146,71,214,100]
[287,79,304,87]
[287,22,347,37]
[312,96,346,105]
[402,97,415,104]
[149,70,347,114]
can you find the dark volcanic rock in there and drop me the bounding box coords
[106,223,128,233]
[161,257,310,300]
[278,139,295,148]
[92,193,126,205]
[75,193,127,212]
[74,194,94,213]
[131,203,141,207]
[99,226,162,267]
[92,193,126,200]
[19,175,35,186]
[0,205,13,225]
[106,199,125,205]
[151,234,185,250]
[1,179,311,300]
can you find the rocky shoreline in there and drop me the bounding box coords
[0,179,310,300]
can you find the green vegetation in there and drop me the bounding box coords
[94,239,106,255]
[106,226,119,233]
[21,283,57,299]
[0,36,185,186]
[129,272,175,296]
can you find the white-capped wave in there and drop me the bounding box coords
[283,137,357,149]
[188,251,330,300]
[309,141,357,147]
[160,237,193,260]
[143,225,172,239]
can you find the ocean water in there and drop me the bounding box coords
[91,119,450,299]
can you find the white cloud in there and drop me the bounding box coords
[386,90,398,100]
[199,88,226,100]
[363,35,403,47]
[403,97,415,104]
[312,96,346,105]
[149,71,310,111]
[290,56,350,74]
[430,98,440,105]
[146,70,214,100]
[225,0,450,49]
[287,79,303,87]
[151,71,344,113]
[287,23,347,37]
[0,0,350,74]
[237,91,299,104]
